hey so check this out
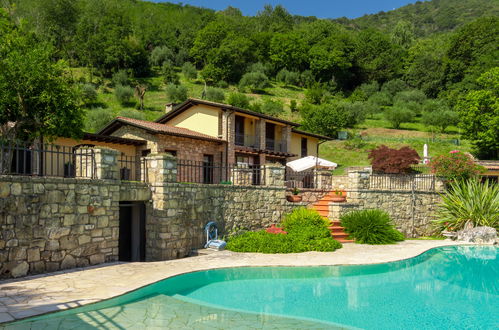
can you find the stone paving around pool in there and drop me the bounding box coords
[0,240,470,324]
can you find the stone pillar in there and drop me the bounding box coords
[314,169,332,190]
[347,169,370,203]
[281,125,291,153]
[221,110,235,165]
[144,154,177,184]
[76,147,119,180]
[256,119,266,150]
[263,165,285,187]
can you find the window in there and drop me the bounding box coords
[301,138,308,157]
[141,149,151,157]
[164,149,177,157]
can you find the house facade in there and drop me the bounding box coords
[154,98,331,167]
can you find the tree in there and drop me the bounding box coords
[384,106,414,129]
[421,99,458,133]
[269,32,307,72]
[368,145,420,174]
[239,72,269,92]
[301,102,357,137]
[260,99,284,116]
[0,10,83,144]
[227,93,250,109]
[182,62,197,80]
[203,87,225,103]
[150,46,174,67]
[114,85,134,105]
[165,84,188,104]
[456,68,499,159]
[162,63,180,85]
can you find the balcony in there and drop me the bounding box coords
[265,138,286,153]
[235,133,257,148]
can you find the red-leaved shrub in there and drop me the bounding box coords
[368,145,420,174]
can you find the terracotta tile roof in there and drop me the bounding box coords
[103,117,225,143]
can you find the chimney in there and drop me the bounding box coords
[165,103,176,113]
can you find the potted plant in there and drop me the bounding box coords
[287,187,302,202]
[330,189,346,202]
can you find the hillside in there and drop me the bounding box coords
[343,0,499,37]
[3,0,498,163]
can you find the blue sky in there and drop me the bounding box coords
[155,0,425,19]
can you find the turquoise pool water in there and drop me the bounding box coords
[4,245,498,329]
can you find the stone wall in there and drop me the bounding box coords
[147,182,305,260]
[0,176,121,278]
[329,170,444,237]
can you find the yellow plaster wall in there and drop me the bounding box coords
[166,105,221,137]
[54,137,137,156]
[289,133,318,160]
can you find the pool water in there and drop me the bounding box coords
[4,246,498,329]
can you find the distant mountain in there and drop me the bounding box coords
[336,0,499,37]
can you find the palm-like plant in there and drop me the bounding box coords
[434,179,499,231]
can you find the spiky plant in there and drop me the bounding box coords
[434,179,499,231]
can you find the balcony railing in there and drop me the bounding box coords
[265,138,286,153]
[234,133,257,148]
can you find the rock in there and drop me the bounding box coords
[457,226,497,244]
[61,255,76,269]
[3,261,29,278]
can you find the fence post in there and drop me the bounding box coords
[144,154,177,184]
[347,169,370,203]
[263,164,285,187]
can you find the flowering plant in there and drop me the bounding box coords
[429,151,485,182]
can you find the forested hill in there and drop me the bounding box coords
[2,0,498,159]
[340,0,499,37]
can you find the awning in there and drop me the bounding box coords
[286,156,337,172]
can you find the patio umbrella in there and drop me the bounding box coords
[286,156,337,172]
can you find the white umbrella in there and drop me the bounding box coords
[286,156,337,172]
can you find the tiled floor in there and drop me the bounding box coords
[0,240,468,324]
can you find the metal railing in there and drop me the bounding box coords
[369,173,437,191]
[0,143,96,179]
[265,138,286,153]
[234,133,257,148]
[285,168,332,190]
[118,154,147,182]
[176,159,266,186]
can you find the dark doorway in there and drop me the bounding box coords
[119,202,146,262]
[265,123,275,151]
[203,154,214,184]
[301,137,308,157]
[235,115,245,146]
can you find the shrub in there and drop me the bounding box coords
[383,106,414,129]
[118,109,145,121]
[150,46,174,67]
[112,70,129,87]
[368,145,420,174]
[162,63,180,85]
[340,210,405,244]
[434,179,499,231]
[300,70,315,87]
[248,62,267,74]
[368,91,392,106]
[84,108,114,133]
[261,99,283,116]
[226,208,342,253]
[80,83,98,106]
[381,79,409,97]
[227,92,250,109]
[422,109,459,133]
[429,151,485,182]
[181,62,197,80]
[290,100,298,112]
[239,71,269,92]
[300,102,357,138]
[216,80,229,88]
[114,85,134,105]
[203,87,225,103]
[165,84,188,103]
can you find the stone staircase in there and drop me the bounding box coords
[312,191,354,243]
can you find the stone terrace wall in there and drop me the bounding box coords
[329,170,444,237]
[147,182,304,260]
[0,176,120,278]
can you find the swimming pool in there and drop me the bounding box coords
[3,245,498,329]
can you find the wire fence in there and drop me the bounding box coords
[176,159,266,186]
[0,143,96,178]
